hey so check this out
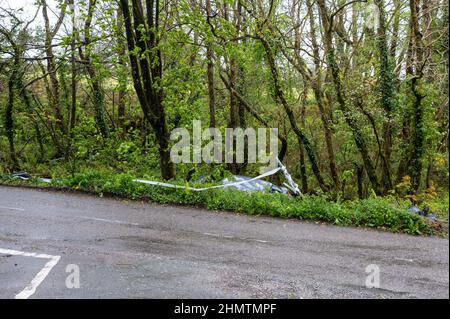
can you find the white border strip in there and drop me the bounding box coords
[0,206,25,211]
[0,248,61,299]
[78,215,140,226]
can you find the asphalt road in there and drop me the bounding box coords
[0,186,448,299]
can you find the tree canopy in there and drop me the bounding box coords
[0,0,448,200]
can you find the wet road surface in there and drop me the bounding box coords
[0,186,448,298]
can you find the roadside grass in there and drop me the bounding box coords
[1,170,446,236]
[425,196,449,223]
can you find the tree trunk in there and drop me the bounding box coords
[42,0,66,135]
[6,63,18,170]
[259,35,329,192]
[79,0,109,138]
[306,0,340,190]
[406,0,426,192]
[206,0,216,128]
[316,0,382,195]
[374,0,395,192]
[116,7,127,129]
[119,0,175,179]
[69,0,77,133]
[298,99,308,193]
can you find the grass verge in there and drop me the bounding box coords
[0,170,446,236]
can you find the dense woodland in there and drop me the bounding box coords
[0,0,448,200]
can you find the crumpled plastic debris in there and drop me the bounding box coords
[11,171,51,183]
[219,175,289,194]
[12,171,32,180]
[407,205,438,221]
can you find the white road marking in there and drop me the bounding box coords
[0,248,61,299]
[394,257,414,263]
[0,206,138,226]
[203,232,220,237]
[0,206,25,211]
[253,239,269,243]
[77,215,140,226]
